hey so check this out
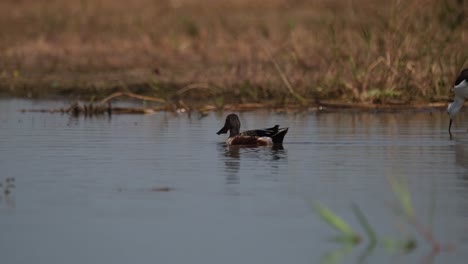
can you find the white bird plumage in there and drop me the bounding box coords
[448,69,468,132]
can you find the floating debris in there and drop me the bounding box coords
[150,186,174,192]
[115,185,173,193]
[19,92,168,116]
[1,177,16,197]
[20,101,113,116]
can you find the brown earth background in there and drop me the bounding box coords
[0,0,467,108]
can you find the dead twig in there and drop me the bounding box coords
[177,83,214,95]
[100,92,166,104]
[265,47,308,105]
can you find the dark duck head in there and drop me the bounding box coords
[216,114,241,137]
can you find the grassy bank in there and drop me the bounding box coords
[0,0,467,107]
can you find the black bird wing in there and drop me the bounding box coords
[239,125,280,137]
[454,69,468,86]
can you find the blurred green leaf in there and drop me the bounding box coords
[351,203,377,243]
[321,244,353,264]
[381,237,417,254]
[312,202,357,239]
[389,176,414,218]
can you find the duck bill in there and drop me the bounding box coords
[449,119,453,133]
[216,125,229,135]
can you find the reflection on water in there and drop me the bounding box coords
[0,177,16,209]
[221,144,240,186]
[455,142,468,170]
[453,140,468,246]
[1,99,468,264]
[219,144,287,196]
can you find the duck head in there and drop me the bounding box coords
[216,114,241,137]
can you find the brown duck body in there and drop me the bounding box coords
[217,114,288,146]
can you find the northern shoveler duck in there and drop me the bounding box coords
[216,114,288,146]
[448,68,468,132]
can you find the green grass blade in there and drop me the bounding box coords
[312,202,356,237]
[330,235,361,244]
[381,237,417,254]
[321,244,353,264]
[351,203,377,244]
[388,176,414,218]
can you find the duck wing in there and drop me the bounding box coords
[239,125,280,137]
[239,125,289,144]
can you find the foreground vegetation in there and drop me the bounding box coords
[0,0,466,107]
[313,174,454,263]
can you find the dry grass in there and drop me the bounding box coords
[0,0,467,106]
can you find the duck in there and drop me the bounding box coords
[216,114,288,146]
[448,68,468,132]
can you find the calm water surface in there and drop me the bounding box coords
[1,99,468,264]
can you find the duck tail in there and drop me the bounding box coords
[272,128,288,144]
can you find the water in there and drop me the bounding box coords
[1,99,468,264]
